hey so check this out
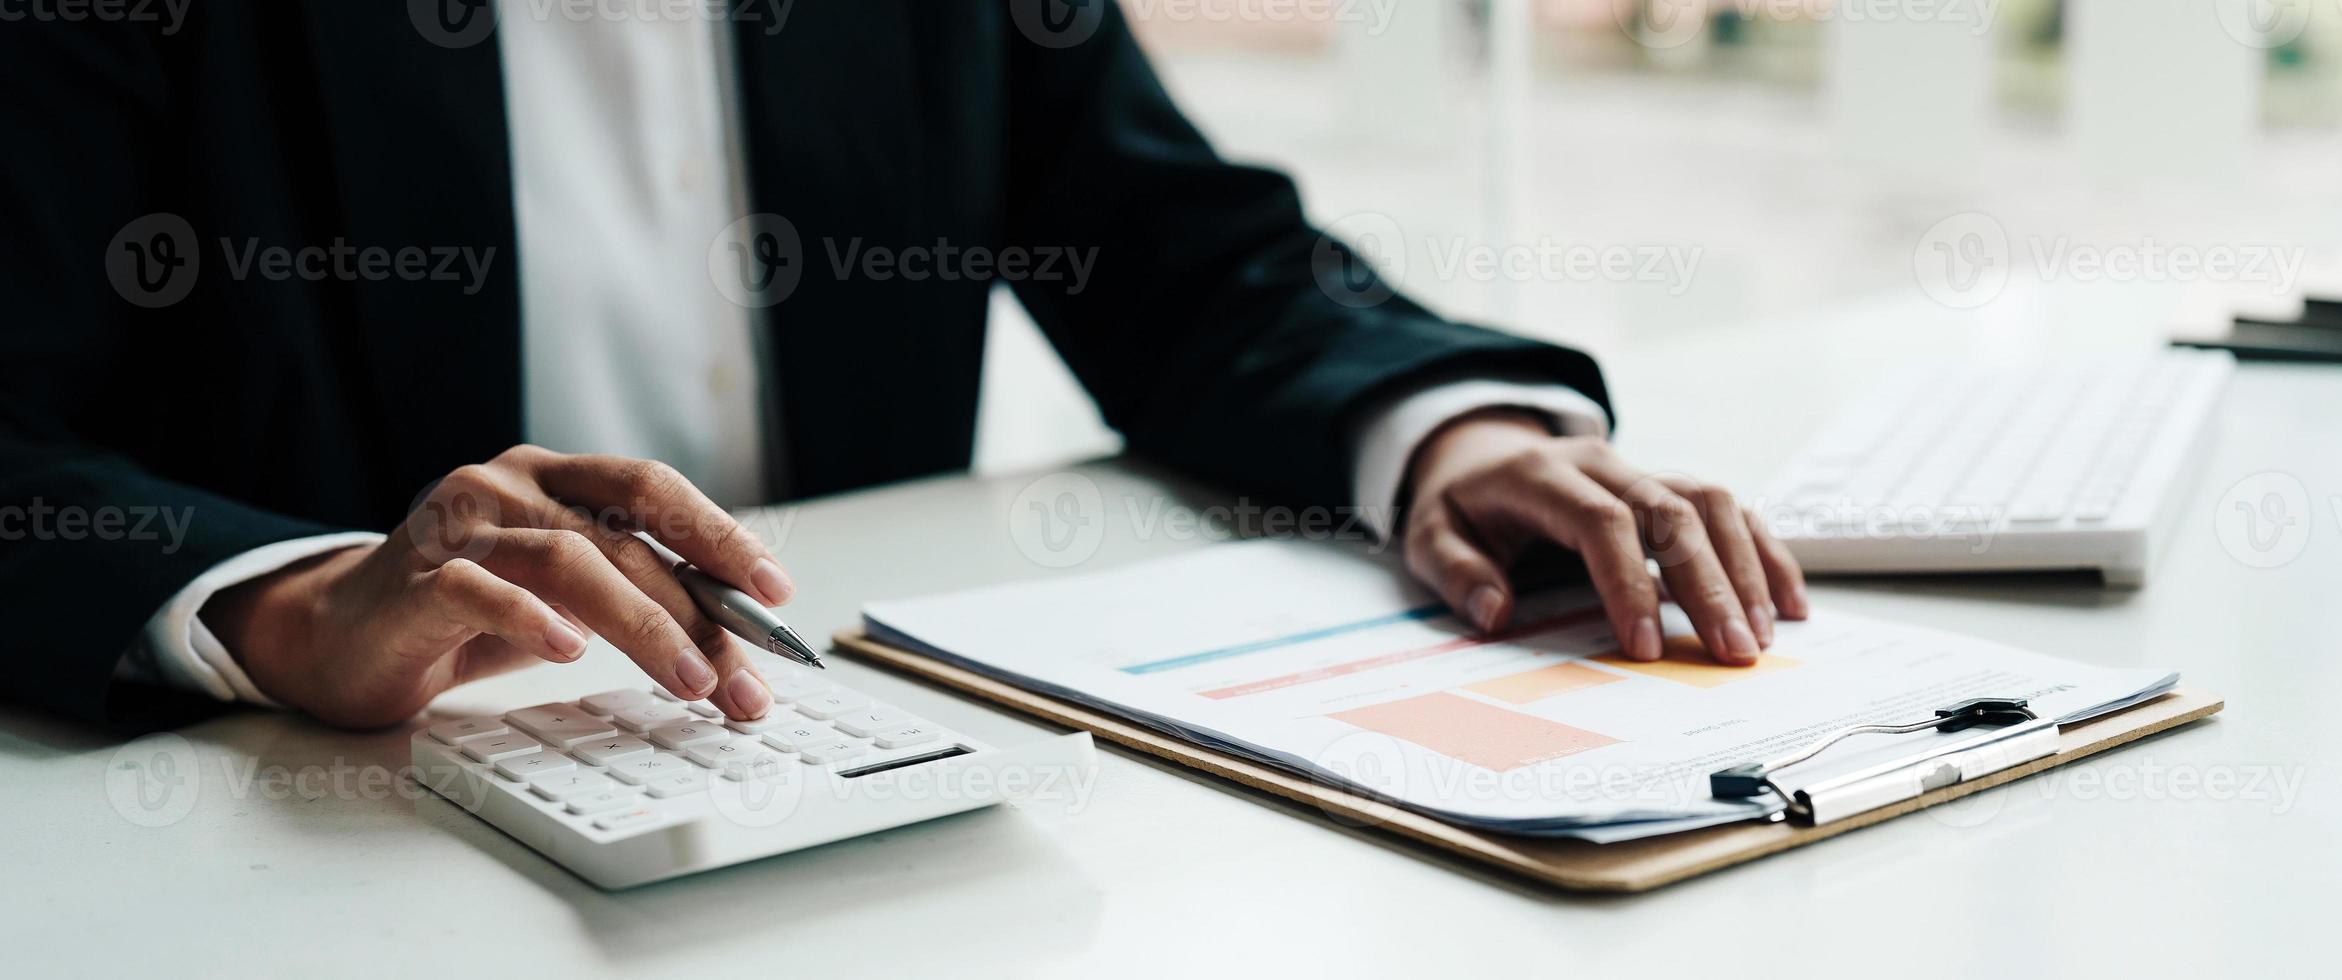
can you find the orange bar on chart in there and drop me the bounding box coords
[1592,634,1802,688]
[1329,692,1617,772]
[1463,660,1624,705]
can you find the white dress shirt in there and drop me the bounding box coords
[122,12,1607,705]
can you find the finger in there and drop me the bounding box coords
[518,449,793,606]
[1663,477,1774,647]
[1746,505,1811,620]
[1578,464,1757,665]
[536,507,773,720]
[481,527,721,701]
[1403,508,1514,634]
[413,557,588,664]
[1450,464,1662,662]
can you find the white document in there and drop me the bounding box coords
[865,541,2176,836]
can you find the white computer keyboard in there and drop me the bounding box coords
[1759,348,2234,585]
[411,660,1095,888]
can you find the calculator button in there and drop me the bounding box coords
[613,704,693,732]
[684,737,765,769]
[832,706,909,737]
[566,790,643,815]
[720,751,795,782]
[506,703,619,748]
[573,736,655,767]
[427,718,510,745]
[642,768,709,798]
[493,751,577,781]
[759,667,831,702]
[685,701,722,719]
[529,770,618,801]
[606,752,694,786]
[759,724,838,752]
[873,725,940,750]
[792,692,868,720]
[726,711,793,734]
[650,687,685,702]
[461,734,543,763]
[594,807,667,832]
[800,740,868,764]
[580,689,656,716]
[647,721,732,750]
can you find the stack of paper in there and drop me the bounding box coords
[864,541,2176,842]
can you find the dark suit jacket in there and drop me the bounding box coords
[0,1,1608,723]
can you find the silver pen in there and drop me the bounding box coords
[674,562,826,670]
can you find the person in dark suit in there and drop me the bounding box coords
[0,1,1803,730]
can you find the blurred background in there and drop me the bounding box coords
[974,0,2342,474]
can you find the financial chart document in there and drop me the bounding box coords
[866,542,2175,833]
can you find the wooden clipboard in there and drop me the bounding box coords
[833,629,2223,892]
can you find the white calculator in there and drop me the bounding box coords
[410,661,1095,888]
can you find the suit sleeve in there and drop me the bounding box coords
[998,2,1611,509]
[0,18,339,724]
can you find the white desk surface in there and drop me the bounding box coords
[5,284,2331,978]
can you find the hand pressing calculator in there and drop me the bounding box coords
[411,660,1094,888]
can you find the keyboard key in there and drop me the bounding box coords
[529,770,619,801]
[427,717,509,745]
[832,705,908,738]
[684,737,767,769]
[800,739,868,764]
[506,703,619,748]
[685,701,722,719]
[759,723,838,752]
[613,704,693,732]
[647,720,732,750]
[873,724,940,750]
[573,736,655,767]
[606,752,695,786]
[567,790,644,816]
[461,733,543,763]
[580,689,656,716]
[594,807,668,832]
[493,751,577,781]
[641,768,709,798]
[650,686,686,702]
[792,691,868,720]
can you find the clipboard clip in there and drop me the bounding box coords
[1709,698,2061,826]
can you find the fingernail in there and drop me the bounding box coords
[1722,618,1761,664]
[751,559,793,606]
[725,668,771,719]
[1466,585,1506,633]
[1747,603,1775,647]
[544,621,586,660]
[1788,580,1810,618]
[675,649,718,696]
[1630,617,1662,662]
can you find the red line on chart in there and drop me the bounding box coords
[1195,606,1604,700]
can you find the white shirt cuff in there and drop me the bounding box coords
[1350,379,1610,541]
[117,532,387,706]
